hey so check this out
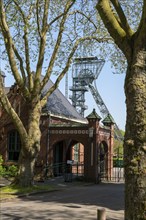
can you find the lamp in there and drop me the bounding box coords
[89,127,94,138]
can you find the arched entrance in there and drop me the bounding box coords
[98,141,108,180]
[53,141,64,176]
[52,139,85,178]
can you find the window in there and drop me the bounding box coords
[74,143,79,162]
[8,130,21,161]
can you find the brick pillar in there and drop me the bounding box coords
[102,114,115,180]
[108,124,114,180]
[84,109,101,182]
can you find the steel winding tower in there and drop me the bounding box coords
[70,56,123,140]
[70,57,105,116]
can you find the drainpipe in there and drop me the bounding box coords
[45,111,51,178]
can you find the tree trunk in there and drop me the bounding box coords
[16,102,42,187]
[124,50,146,219]
[17,152,36,187]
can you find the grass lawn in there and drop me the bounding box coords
[0,184,55,200]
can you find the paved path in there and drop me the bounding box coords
[0,179,124,220]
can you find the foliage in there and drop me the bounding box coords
[0,155,18,177]
[0,0,116,187]
[0,155,6,176]
[113,130,124,155]
[113,156,124,168]
[113,139,123,155]
[1,0,103,187]
[96,1,146,219]
[5,165,18,177]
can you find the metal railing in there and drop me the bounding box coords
[43,162,84,181]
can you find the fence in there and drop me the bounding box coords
[99,154,124,183]
[43,161,84,181]
[39,155,124,183]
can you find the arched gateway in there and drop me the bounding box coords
[0,80,114,183]
[39,109,114,183]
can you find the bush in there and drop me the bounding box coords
[0,155,18,177]
[113,157,124,167]
[0,164,6,176]
[0,155,6,176]
[6,165,18,177]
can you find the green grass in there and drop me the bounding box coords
[0,184,55,200]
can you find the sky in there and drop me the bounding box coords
[2,59,126,131]
[0,0,127,132]
[51,60,126,131]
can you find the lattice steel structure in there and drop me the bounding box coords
[70,57,105,116]
[70,57,123,140]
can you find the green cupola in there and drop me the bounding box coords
[102,114,115,126]
[86,108,101,121]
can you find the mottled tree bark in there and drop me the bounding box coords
[16,102,41,187]
[96,1,146,218]
[124,51,146,220]
[0,0,85,187]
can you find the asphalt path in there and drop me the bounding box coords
[0,181,124,220]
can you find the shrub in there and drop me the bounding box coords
[0,155,18,177]
[6,165,18,177]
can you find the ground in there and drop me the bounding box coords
[0,177,124,220]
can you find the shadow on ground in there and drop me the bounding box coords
[1,179,124,220]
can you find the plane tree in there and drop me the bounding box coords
[0,0,101,187]
[96,1,146,219]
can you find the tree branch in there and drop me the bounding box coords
[0,74,27,140]
[136,1,146,41]
[40,0,76,91]
[0,0,30,99]
[13,0,33,91]
[110,0,134,38]
[36,0,41,37]
[33,0,50,95]
[40,35,109,107]
[96,0,132,60]
[12,44,26,83]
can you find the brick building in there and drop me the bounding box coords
[0,77,114,182]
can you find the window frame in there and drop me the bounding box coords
[7,130,21,161]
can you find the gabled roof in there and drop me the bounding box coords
[43,79,87,123]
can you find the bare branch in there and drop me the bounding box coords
[36,0,41,37]
[96,0,132,60]
[33,0,51,95]
[110,0,134,38]
[0,0,30,98]
[13,0,33,91]
[12,44,26,83]
[40,35,110,107]
[40,0,76,91]
[136,0,146,40]
[73,10,97,30]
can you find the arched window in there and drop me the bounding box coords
[8,130,21,161]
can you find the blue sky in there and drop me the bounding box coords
[3,60,126,131]
[51,61,126,131]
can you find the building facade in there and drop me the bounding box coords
[0,79,114,182]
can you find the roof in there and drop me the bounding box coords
[102,114,115,125]
[86,108,101,120]
[42,79,87,123]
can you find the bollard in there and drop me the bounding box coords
[97,208,106,220]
